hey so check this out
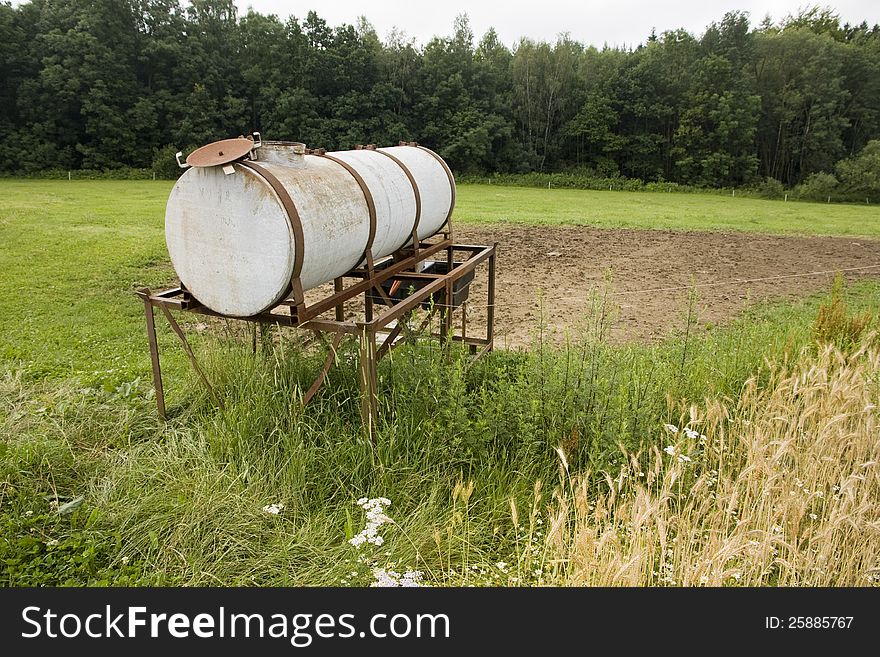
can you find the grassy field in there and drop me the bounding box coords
[1,179,879,586]
[457,183,880,235]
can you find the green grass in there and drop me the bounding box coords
[456,183,880,235]
[0,180,177,385]
[2,179,880,586]
[3,277,879,586]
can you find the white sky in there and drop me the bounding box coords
[233,1,880,48]
[6,1,878,48]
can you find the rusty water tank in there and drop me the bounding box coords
[165,136,455,317]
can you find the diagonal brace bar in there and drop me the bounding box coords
[158,305,224,410]
[302,332,345,406]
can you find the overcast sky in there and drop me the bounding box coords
[232,1,879,48]
[6,1,878,47]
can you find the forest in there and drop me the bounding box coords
[0,0,879,192]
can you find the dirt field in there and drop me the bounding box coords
[451,225,880,346]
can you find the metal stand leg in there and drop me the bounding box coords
[364,291,374,322]
[334,277,345,321]
[440,280,453,355]
[359,325,378,443]
[142,292,166,420]
[487,245,497,351]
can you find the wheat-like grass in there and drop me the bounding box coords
[537,340,880,586]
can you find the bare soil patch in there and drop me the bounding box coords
[453,225,880,347]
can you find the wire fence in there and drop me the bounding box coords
[412,262,880,312]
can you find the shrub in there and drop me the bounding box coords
[835,140,880,202]
[750,176,785,199]
[794,172,839,201]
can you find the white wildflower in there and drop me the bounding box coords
[349,497,392,548]
[684,428,699,440]
[400,570,423,587]
[46,539,59,547]
[664,445,677,456]
[262,502,284,515]
[664,424,679,433]
[371,567,423,588]
[678,454,692,463]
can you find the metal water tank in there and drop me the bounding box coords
[164,138,455,317]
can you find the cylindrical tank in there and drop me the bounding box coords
[165,141,455,317]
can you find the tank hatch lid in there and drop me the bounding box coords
[186,137,255,167]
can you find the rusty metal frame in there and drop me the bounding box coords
[137,240,498,441]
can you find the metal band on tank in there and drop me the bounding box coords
[414,145,456,228]
[236,161,306,303]
[365,147,422,249]
[308,152,377,265]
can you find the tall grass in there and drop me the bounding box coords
[464,339,879,586]
[2,280,879,586]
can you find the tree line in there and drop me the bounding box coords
[1,1,878,192]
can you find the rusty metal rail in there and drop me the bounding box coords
[137,238,497,441]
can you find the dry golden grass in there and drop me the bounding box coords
[531,339,880,586]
